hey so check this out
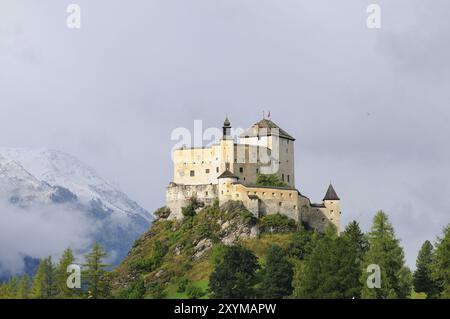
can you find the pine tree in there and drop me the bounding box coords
[83,243,111,299]
[16,274,31,299]
[361,211,411,299]
[432,224,450,298]
[259,245,293,298]
[4,276,18,299]
[294,231,361,298]
[342,220,369,261]
[413,240,438,298]
[30,257,58,299]
[209,245,259,298]
[341,221,369,298]
[56,248,80,299]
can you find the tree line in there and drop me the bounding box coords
[0,243,111,299]
[0,210,448,299]
[209,211,450,299]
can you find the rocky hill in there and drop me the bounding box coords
[111,200,300,298]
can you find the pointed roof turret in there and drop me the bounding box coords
[323,183,340,201]
[223,117,231,127]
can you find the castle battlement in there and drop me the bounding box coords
[166,117,340,233]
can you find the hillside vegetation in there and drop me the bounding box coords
[111,199,300,298]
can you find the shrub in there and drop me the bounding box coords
[129,241,168,273]
[259,214,297,233]
[182,197,204,218]
[256,174,288,187]
[116,279,146,299]
[177,277,191,293]
[186,283,205,299]
[154,206,171,219]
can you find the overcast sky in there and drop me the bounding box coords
[1,0,449,267]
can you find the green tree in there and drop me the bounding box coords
[432,224,450,298]
[294,233,361,298]
[413,240,439,298]
[288,229,315,260]
[361,211,411,299]
[256,174,287,187]
[116,278,146,299]
[341,220,369,298]
[83,243,111,299]
[209,245,259,298]
[259,214,297,233]
[55,248,81,298]
[3,276,18,298]
[30,257,58,299]
[342,221,369,261]
[16,274,31,299]
[259,245,293,298]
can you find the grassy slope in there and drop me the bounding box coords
[111,201,297,298]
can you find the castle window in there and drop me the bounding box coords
[216,167,219,173]
[205,169,210,174]
[287,175,290,183]
[190,170,195,177]
[281,174,285,182]
[205,191,208,196]
[256,168,259,173]
[294,205,297,209]
[239,167,243,173]
[278,202,282,207]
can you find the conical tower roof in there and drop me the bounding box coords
[323,184,340,201]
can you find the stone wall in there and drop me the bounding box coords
[166,183,218,220]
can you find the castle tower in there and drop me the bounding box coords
[239,118,295,187]
[217,169,238,205]
[323,183,341,233]
[220,117,235,174]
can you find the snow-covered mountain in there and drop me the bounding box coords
[0,148,153,276]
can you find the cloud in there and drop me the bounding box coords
[0,200,96,276]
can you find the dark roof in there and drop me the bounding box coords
[323,184,340,201]
[239,119,295,141]
[223,117,231,127]
[217,170,238,179]
[311,203,326,208]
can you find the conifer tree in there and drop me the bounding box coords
[30,257,58,299]
[342,220,369,261]
[361,211,411,299]
[56,248,80,299]
[294,230,361,298]
[259,245,293,298]
[209,245,259,298]
[83,243,111,299]
[16,274,31,299]
[431,224,450,298]
[413,240,438,298]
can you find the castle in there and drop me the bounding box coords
[166,117,341,233]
